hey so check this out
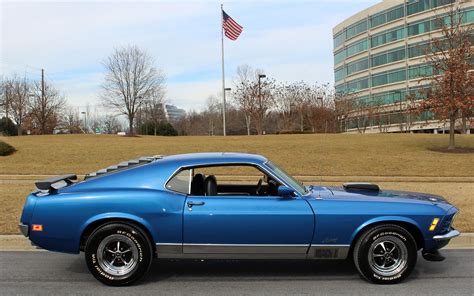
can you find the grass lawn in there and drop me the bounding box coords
[1,133,473,176]
[0,134,473,234]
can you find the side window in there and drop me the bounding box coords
[166,169,191,194]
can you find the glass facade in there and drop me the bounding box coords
[334,66,346,82]
[408,64,435,79]
[333,1,473,131]
[371,47,406,67]
[334,32,345,48]
[408,40,430,58]
[347,57,369,75]
[370,5,405,28]
[346,39,368,57]
[346,19,368,40]
[334,39,368,65]
[333,0,465,48]
[346,77,369,92]
[408,19,431,36]
[371,25,405,48]
[371,68,406,87]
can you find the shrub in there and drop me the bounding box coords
[140,122,178,136]
[0,117,18,136]
[0,140,16,156]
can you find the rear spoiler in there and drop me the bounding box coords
[343,182,380,191]
[35,174,77,191]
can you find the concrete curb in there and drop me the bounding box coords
[1,233,473,251]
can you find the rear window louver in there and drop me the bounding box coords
[84,155,165,180]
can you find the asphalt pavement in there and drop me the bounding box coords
[0,250,473,295]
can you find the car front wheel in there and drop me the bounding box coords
[84,222,153,286]
[353,224,417,284]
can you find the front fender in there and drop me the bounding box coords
[351,216,424,243]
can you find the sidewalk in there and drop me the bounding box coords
[1,233,472,251]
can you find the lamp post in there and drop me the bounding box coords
[222,88,231,136]
[258,74,266,103]
[81,111,87,134]
[257,74,266,135]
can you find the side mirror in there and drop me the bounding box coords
[277,185,295,197]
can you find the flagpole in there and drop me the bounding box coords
[221,3,227,136]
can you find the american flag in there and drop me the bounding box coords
[223,10,243,41]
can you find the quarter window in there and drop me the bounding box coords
[166,169,192,194]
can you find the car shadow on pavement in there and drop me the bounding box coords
[143,259,359,283]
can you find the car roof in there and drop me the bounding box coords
[156,152,268,168]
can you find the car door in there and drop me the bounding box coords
[183,193,314,257]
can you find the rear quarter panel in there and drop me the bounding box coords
[29,188,185,253]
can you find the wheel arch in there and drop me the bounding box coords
[349,217,425,257]
[79,213,156,256]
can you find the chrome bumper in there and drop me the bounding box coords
[18,223,29,237]
[433,229,460,241]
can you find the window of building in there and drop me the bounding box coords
[346,39,368,57]
[346,19,368,40]
[370,5,405,29]
[346,77,369,92]
[371,26,405,47]
[408,41,430,58]
[335,83,346,94]
[408,64,434,79]
[387,5,405,22]
[372,68,406,87]
[372,89,407,105]
[408,20,431,36]
[334,49,346,65]
[432,0,455,9]
[372,47,406,67]
[335,67,346,82]
[346,57,369,76]
[334,31,345,48]
[407,0,430,16]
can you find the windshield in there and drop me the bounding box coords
[265,161,308,195]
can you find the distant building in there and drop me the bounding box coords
[163,104,186,122]
[333,0,473,133]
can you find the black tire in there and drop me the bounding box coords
[84,222,153,286]
[353,224,417,284]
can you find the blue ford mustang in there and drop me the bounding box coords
[19,153,459,285]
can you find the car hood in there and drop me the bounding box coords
[309,185,450,205]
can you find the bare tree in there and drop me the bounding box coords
[233,65,254,135]
[417,6,473,149]
[101,45,165,135]
[233,65,274,135]
[29,81,66,134]
[334,92,356,133]
[0,78,14,121]
[61,107,83,134]
[146,90,166,136]
[274,82,300,132]
[205,95,222,136]
[102,114,123,134]
[2,76,30,135]
[306,83,336,133]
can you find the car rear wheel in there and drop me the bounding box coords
[353,224,417,284]
[84,223,153,286]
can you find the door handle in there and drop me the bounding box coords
[187,201,205,209]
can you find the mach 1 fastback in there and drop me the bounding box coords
[19,153,459,285]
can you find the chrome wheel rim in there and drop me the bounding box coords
[97,234,138,277]
[368,236,407,277]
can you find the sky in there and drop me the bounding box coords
[1,0,379,111]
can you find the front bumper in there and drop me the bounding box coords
[18,223,29,237]
[433,229,460,241]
